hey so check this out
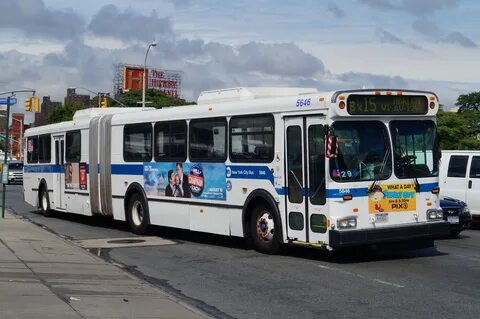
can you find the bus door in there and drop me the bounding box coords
[53,135,65,209]
[285,116,328,244]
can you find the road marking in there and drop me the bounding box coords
[316,264,404,288]
[373,279,405,288]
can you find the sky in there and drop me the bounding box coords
[0,0,479,123]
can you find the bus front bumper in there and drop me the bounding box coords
[329,221,450,249]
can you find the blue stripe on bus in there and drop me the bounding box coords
[24,163,439,198]
[326,187,369,198]
[111,164,143,175]
[227,165,274,184]
[24,164,90,174]
[418,182,439,192]
[24,164,63,173]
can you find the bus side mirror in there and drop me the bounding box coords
[326,135,339,158]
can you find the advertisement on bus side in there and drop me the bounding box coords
[368,183,416,213]
[143,162,226,201]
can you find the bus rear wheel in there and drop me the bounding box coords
[249,204,280,254]
[127,192,150,235]
[39,187,52,217]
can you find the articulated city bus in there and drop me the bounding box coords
[23,87,449,253]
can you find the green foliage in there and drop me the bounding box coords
[456,91,480,112]
[48,103,84,124]
[437,109,480,150]
[110,89,196,108]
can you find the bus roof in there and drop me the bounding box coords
[24,87,438,135]
[197,87,319,104]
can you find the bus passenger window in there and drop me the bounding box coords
[189,118,226,162]
[124,123,152,162]
[27,136,39,163]
[38,134,52,163]
[155,121,187,162]
[230,114,274,163]
[66,130,81,162]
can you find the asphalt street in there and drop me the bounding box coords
[4,184,480,319]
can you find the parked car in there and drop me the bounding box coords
[7,161,23,184]
[440,196,472,237]
[439,150,480,218]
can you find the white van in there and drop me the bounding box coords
[439,150,480,217]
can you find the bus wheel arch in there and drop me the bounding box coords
[124,183,151,235]
[38,179,52,217]
[243,190,283,254]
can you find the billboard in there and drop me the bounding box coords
[122,64,182,98]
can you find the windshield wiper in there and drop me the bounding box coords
[413,177,420,193]
[367,147,390,194]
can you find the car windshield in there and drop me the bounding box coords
[330,121,392,182]
[389,120,439,178]
[8,162,23,170]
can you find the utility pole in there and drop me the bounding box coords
[0,89,36,218]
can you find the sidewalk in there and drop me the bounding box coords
[0,211,210,319]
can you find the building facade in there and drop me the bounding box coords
[34,96,61,127]
[9,113,25,159]
[64,88,91,108]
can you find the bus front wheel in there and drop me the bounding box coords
[39,187,52,217]
[127,192,150,235]
[249,204,280,254]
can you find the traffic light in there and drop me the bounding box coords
[33,96,40,112]
[101,97,107,108]
[25,98,32,112]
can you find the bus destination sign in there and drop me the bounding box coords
[347,95,429,115]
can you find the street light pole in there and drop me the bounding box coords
[142,40,157,108]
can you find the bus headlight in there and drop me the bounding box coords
[427,209,443,220]
[337,217,357,229]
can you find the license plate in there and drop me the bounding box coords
[375,213,388,223]
[447,216,459,224]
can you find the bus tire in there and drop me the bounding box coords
[39,187,52,217]
[249,204,281,254]
[127,192,150,235]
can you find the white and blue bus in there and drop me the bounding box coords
[23,87,449,253]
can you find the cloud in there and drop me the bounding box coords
[165,0,193,8]
[0,0,85,40]
[401,0,457,14]
[358,0,397,11]
[235,42,325,77]
[359,0,458,15]
[376,29,421,50]
[327,2,345,18]
[412,19,441,37]
[88,5,174,42]
[336,72,408,88]
[442,31,477,48]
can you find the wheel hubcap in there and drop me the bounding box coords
[256,211,275,241]
[131,200,144,226]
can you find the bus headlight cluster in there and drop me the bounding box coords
[427,209,443,220]
[337,217,357,229]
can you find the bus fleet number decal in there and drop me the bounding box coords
[296,98,311,107]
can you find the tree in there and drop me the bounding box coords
[48,103,84,124]
[456,91,480,112]
[110,89,196,108]
[437,109,480,150]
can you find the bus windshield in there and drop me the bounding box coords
[330,121,392,182]
[390,120,439,178]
